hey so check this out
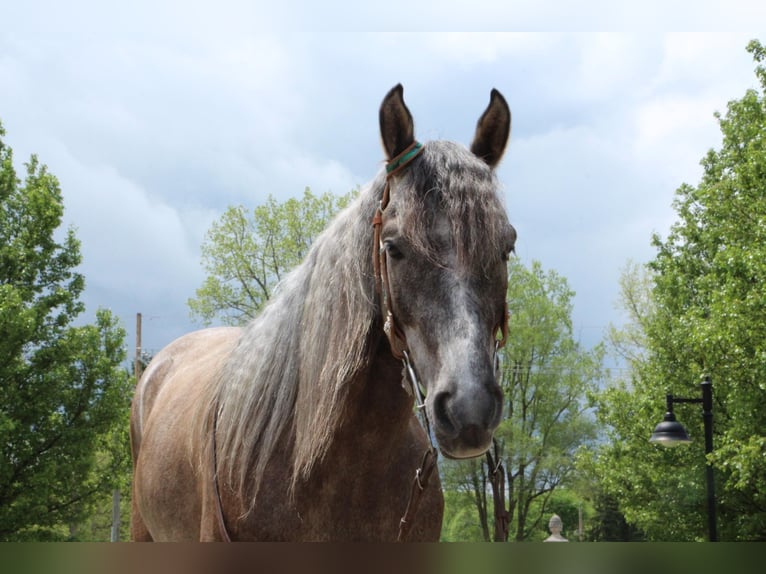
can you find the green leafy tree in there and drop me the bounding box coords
[442,259,603,541]
[586,490,645,542]
[0,122,131,541]
[606,260,654,368]
[188,187,356,325]
[439,463,489,542]
[594,40,766,541]
[573,442,647,542]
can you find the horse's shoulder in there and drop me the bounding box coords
[133,327,241,430]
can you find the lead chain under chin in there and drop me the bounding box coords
[401,350,434,451]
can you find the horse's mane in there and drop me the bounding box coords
[204,141,511,509]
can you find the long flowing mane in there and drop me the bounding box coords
[203,141,511,508]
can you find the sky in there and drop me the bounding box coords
[1,1,765,362]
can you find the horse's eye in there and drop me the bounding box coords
[383,240,404,260]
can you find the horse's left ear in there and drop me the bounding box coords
[379,84,415,160]
[470,89,511,169]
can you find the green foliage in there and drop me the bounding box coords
[441,259,603,541]
[606,260,654,367]
[440,486,487,542]
[595,40,766,541]
[188,187,357,325]
[0,122,131,541]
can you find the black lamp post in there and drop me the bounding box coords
[649,375,717,542]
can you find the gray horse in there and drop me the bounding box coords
[130,84,515,541]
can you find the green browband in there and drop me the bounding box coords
[386,141,424,175]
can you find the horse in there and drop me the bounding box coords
[130,84,516,541]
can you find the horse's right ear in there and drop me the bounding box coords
[379,84,415,160]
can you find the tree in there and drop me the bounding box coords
[572,439,647,542]
[440,460,490,542]
[586,490,645,542]
[188,187,356,325]
[594,40,766,541]
[441,258,603,541]
[606,260,654,368]
[0,122,131,541]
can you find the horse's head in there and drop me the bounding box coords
[376,84,515,459]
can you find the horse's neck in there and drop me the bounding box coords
[359,343,413,420]
[324,341,416,462]
[282,342,434,540]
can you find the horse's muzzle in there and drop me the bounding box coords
[429,379,503,459]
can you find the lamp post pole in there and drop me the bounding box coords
[650,376,717,542]
[700,376,717,542]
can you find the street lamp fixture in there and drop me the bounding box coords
[649,376,717,542]
[649,396,692,446]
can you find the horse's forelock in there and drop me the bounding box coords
[396,141,510,272]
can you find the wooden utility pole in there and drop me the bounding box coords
[111,312,143,542]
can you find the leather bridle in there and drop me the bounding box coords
[371,141,509,541]
[371,141,423,361]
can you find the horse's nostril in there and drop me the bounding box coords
[433,391,456,437]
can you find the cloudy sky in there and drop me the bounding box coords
[2,1,764,361]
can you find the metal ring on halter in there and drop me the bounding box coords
[415,468,425,491]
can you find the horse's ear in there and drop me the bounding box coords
[470,89,511,169]
[379,84,415,160]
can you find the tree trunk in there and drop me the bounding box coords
[471,466,490,541]
[486,441,509,541]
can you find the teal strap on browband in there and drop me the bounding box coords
[386,141,424,175]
